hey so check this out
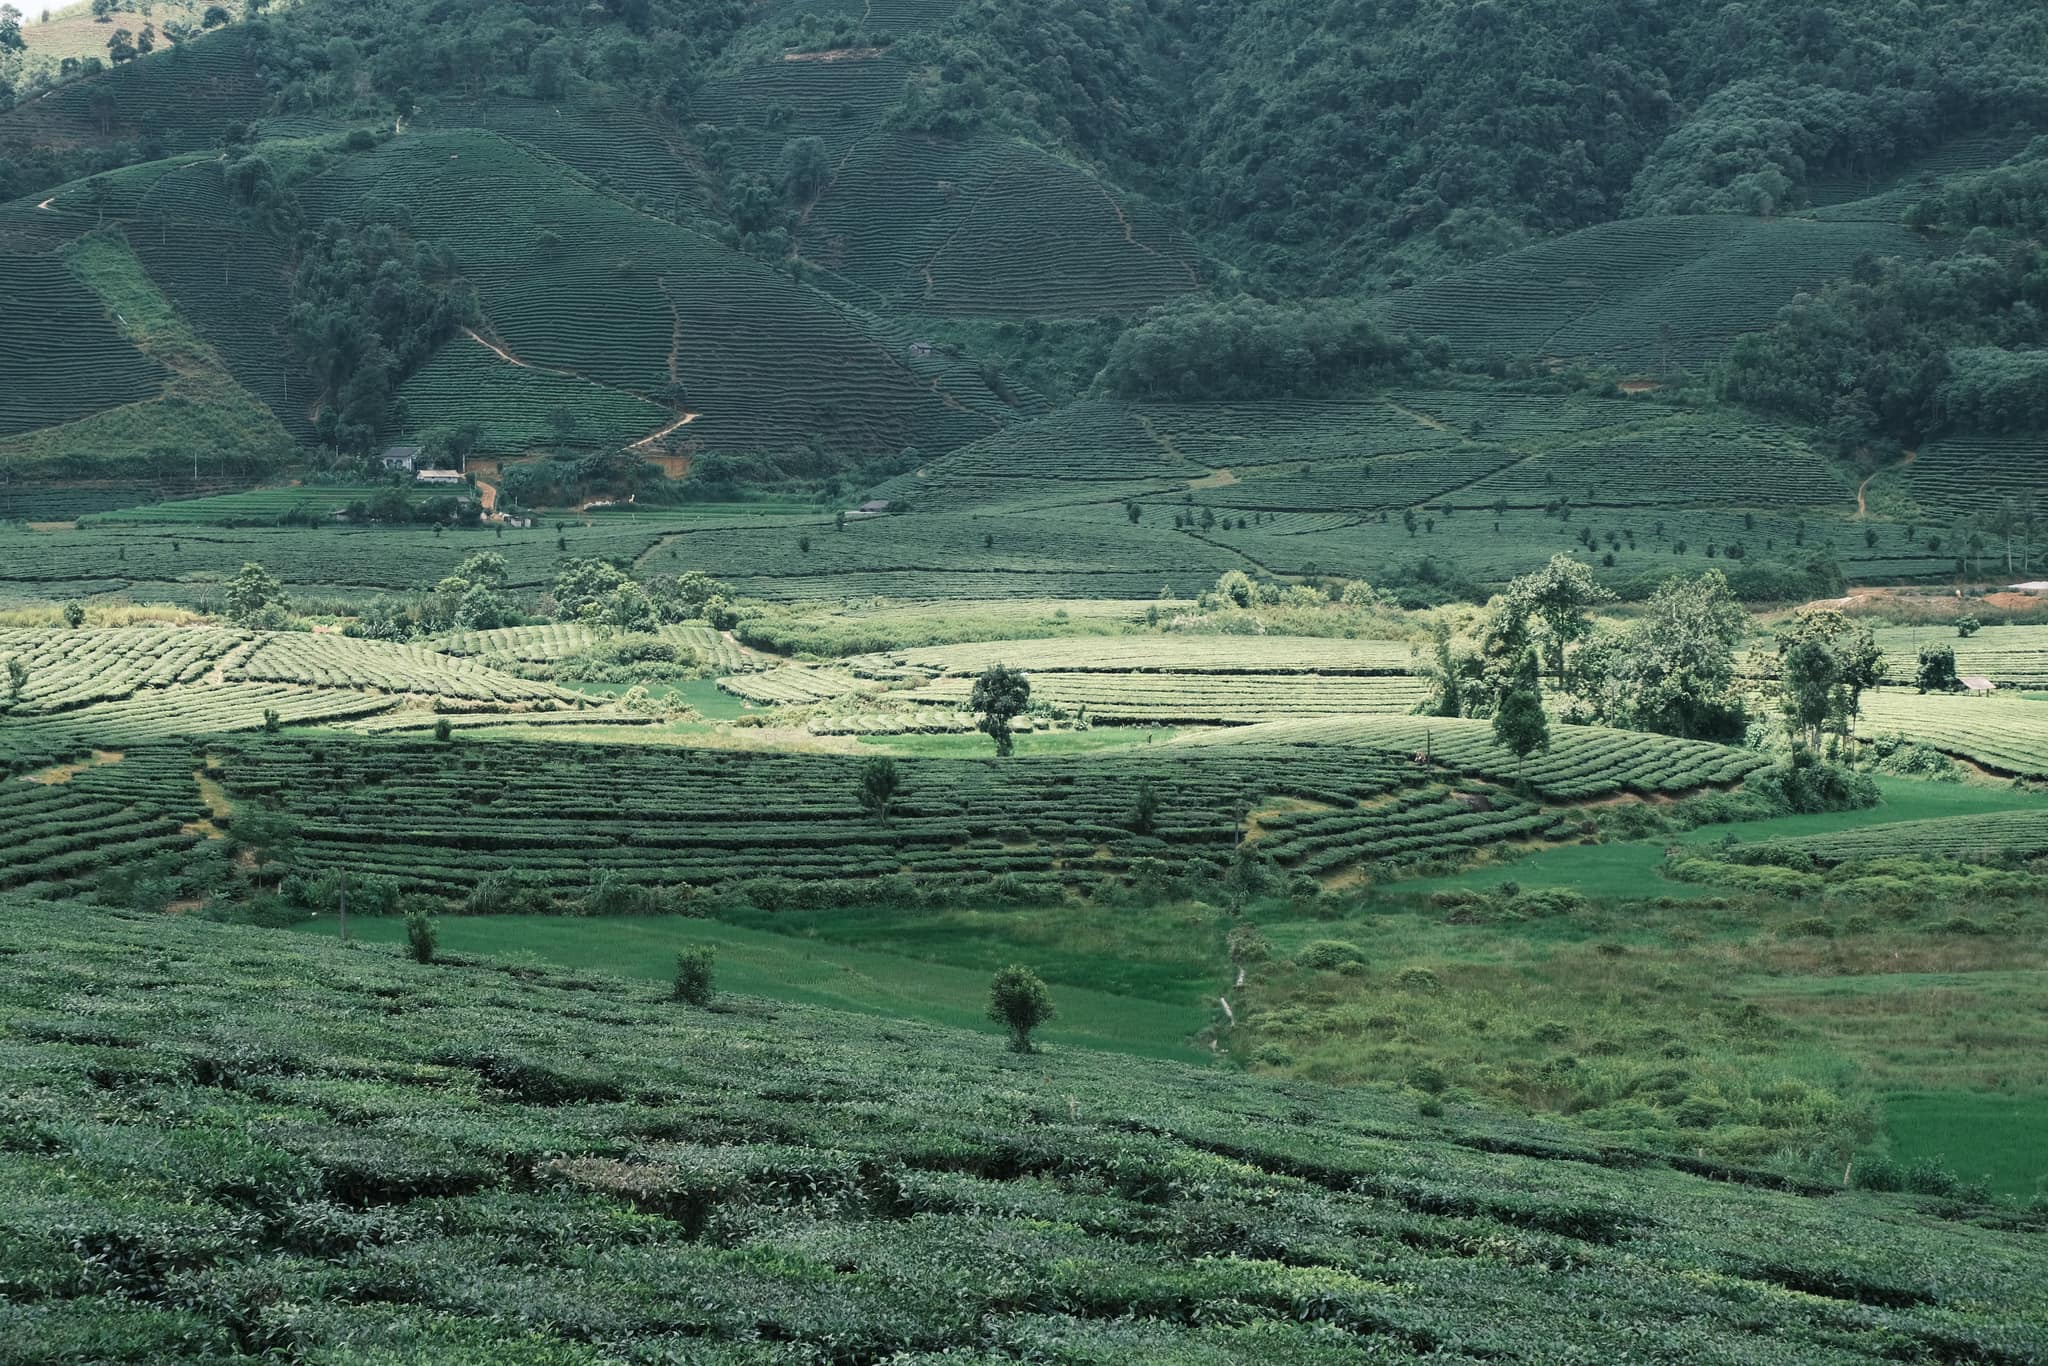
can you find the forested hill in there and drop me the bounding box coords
[0,0,2045,569]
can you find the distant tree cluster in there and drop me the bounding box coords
[288,221,476,456]
[1096,297,1438,403]
[1719,240,2048,456]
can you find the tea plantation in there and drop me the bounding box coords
[8,0,2048,1350]
[3,902,2043,1364]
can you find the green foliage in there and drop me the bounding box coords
[1720,244,2048,455]
[1097,296,1434,402]
[970,662,1030,758]
[1773,608,1883,748]
[404,904,437,963]
[1128,778,1160,836]
[1916,642,1959,693]
[222,561,287,625]
[1293,939,1367,971]
[856,754,900,822]
[2,902,2039,1358]
[673,943,715,1005]
[289,221,475,455]
[1491,650,1550,768]
[986,962,1055,1051]
[1573,570,1749,741]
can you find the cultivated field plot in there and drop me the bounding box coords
[1746,808,2048,865]
[1385,212,1927,369]
[293,131,1001,458]
[207,736,1602,895]
[1859,693,2048,778]
[1173,717,1767,801]
[0,747,206,895]
[0,519,683,596]
[86,487,405,526]
[898,672,1431,724]
[1903,434,2048,517]
[801,134,1199,316]
[396,337,673,453]
[844,636,1422,681]
[727,635,1427,722]
[423,94,715,221]
[434,623,772,674]
[0,627,570,710]
[227,633,572,703]
[115,157,318,441]
[0,31,272,155]
[0,251,166,436]
[0,684,399,771]
[1872,626,2048,689]
[718,665,866,706]
[7,906,2041,1364]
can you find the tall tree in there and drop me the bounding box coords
[970,664,1030,758]
[1491,649,1550,780]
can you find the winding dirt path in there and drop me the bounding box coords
[630,412,698,451]
[1855,448,1915,518]
[35,197,56,212]
[1098,184,1200,287]
[462,326,531,368]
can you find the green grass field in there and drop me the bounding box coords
[301,911,1216,1062]
[1407,776,2048,896]
[1884,1091,2048,1201]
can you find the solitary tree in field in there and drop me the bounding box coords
[405,906,437,964]
[61,602,84,629]
[1492,649,1550,781]
[1128,779,1160,835]
[5,656,27,700]
[858,755,901,822]
[971,664,1030,757]
[673,944,715,1005]
[224,561,288,625]
[987,964,1054,1053]
[1915,643,1958,694]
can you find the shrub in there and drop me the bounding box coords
[1395,966,1441,992]
[987,965,1055,1053]
[1407,1063,1448,1095]
[404,907,437,964]
[1294,939,1367,971]
[1226,925,1270,964]
[1852,1152,1904,1192]
[673,945,716,1005]
[1903,1157,1961,1197]
[434,717,454,743]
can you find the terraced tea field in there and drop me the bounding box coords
[1385,212,1927,370]
[1745,807,2048,864]
[0,627,583,771]
[802,134,1199,316]
[1859,692,2048,779]
[0,747,208,895]
[723,634,1435,723]
[292,131,1001,458]
[7,902,2041,1362]
[1172,716,1768,801]
[1872,625,2048,689]
[196,710,1773,903]
[0,251,166,436]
